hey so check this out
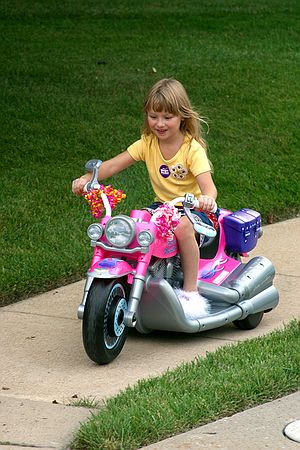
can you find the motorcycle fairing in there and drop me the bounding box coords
[198,211,241,285]
[89,257,133,279]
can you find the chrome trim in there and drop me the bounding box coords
[124,275,146,327]
[91,240,149,254]
[88,268,133,279]
[77,275,94,319]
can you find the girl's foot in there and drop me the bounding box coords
[175,289,210,319]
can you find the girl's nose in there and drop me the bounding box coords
[157,117,165,127]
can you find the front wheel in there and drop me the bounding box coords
[233,311,264,330]
[82,278,128,364]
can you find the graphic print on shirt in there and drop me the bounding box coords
[159,163,188,180]
[171,164,188,180]
[159,165,171,178]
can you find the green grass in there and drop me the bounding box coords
[69,396,102,409]
[71,320,300,450]
[1,0,300,305]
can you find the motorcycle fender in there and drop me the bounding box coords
[88,257,133,279]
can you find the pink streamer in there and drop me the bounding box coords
[152,203,181,240]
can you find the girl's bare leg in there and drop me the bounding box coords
[174,216,199,292]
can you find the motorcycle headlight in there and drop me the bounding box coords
[137,230,154,247]
[105,216,136,248]
[87,223,103,241]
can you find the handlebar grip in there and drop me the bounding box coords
[193,199,217,214]
[84,159,102,191]
[84,180,101,192]
[85,159,102,172]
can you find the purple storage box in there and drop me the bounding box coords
[223,208,261,253]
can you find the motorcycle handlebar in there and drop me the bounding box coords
[170,196,218,214]
[84,159,102,192]
[170,194,217,238]
[83,161,217,237]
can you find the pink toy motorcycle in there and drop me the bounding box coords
[77,160,279,364]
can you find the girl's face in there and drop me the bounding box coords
[147,110,182,141]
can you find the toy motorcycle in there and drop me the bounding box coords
[77,160,279,364]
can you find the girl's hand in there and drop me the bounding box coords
[72,174,92,195]
[197,195,216,212]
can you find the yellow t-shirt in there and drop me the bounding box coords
[127,134,211,202]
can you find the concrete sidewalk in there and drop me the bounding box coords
[142,392,300,449]
[0,217,299,450]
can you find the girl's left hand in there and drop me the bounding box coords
[72,174,91,195]
[197,195,216,212]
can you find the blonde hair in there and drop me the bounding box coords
[142,78,208,148]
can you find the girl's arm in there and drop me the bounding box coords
[196,171,218,211]
[72,150,136,195]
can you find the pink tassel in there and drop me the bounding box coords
[152,203,181,240]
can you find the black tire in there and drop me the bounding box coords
[233,311,264,330]
[82,278,128,364]
[226,251,242,261]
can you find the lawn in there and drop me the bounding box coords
[1,0,299,305]
[72,320,300,450]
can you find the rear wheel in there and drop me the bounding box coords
[233,311,264,330]
[82,278,128,364]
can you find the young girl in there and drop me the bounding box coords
[72,78,217,317]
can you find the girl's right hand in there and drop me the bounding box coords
[197,195,216,212]
[72,174,92,195]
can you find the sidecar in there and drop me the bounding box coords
[134,208,279,334]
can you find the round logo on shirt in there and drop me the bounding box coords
[159,165,170,178]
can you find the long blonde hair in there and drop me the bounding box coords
[142,78,208,149]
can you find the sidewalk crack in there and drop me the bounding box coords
[0,442,56,449]
[1,310,77,321]
[276,272,299,278]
